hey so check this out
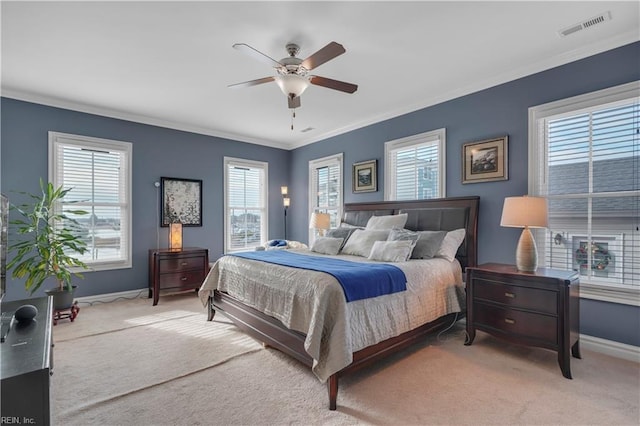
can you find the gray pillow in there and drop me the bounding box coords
[325,227,357,249]
[310,237,344,256]
[411,230,447,259]
[388,227,420,244]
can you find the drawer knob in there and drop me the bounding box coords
[504,318,515,325]
[504,292,515,298]
[181,277,188,281]
[181,262,188,266]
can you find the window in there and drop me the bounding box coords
[224,157,268,253]
[529,81,639,305]
[384,129,446,200]
[49,132,132,271]
[309,153,343,243]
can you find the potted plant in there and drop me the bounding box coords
[7,179,89,309]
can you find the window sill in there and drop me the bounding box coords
[579,282,640,307]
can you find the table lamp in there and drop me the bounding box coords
[309,212,330,237]
[169,222,183,250]
[500,196,548,272]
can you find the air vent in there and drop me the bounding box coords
[300,127,315,133]
[559,11,612,37]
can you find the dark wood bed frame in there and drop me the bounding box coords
[207,196,479,410]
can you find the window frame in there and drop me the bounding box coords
[384,128,446,201]
[223,156,269,254]
[48,131,132,272]
[528,80,640,306]
[308,153,343,244]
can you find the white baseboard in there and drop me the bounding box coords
[457,317,638,363]
[580,334,640,363]
[74,289,147,305]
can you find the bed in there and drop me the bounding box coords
[199,196,479,410]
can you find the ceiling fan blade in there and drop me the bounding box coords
[288,95,301,109]
[233,43,283,68]
[300,41,346,70]
[309,76,358,94]
[228,76,275,89]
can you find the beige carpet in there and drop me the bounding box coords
[52,293,639,425]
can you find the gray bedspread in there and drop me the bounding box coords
[199,249,464,382]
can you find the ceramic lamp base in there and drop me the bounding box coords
[516,226,538,272]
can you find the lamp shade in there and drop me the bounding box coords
[500,196,548,228]
[169,223,183,250]
[281,186,288,196]
[309,212,330,231]
[275,74,310,98]
[283,197,290,207]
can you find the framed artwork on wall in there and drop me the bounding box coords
[462,136,508,184]
[160,177,203,226]
[353,159,377,193]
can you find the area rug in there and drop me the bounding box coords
[52,294,262,422]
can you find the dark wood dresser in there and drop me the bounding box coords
[1,296,53,425]
[465,263,580,378]
[148,247,209,305]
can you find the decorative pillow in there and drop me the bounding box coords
[325,227,358,250]
[411,230,447,259]
[435,228,466,262]
[388,227,420,244]
[341,229,391,257]
[310,237,344,256]
[339,222,362,229]
[368,240,415,262]
[365,213,408,230]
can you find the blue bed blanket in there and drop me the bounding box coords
[230,250,407,302]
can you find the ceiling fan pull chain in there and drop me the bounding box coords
[291,110,294,131]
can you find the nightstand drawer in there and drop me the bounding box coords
[473,302,557,344]
[159,270,205,289]
[159,256,205,273]
[473,278,557,315]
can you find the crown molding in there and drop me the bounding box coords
[3,33,638,152]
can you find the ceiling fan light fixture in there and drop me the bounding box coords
[275,74,310,98]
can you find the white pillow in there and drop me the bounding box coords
[341,229,390,257]
[365,213,408,230]
[368,240,415,262]
[310,237,344,256]
[435,228,466,262]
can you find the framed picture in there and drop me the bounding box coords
[160,177,203,227]
[462,136,508,184]
[353,159,377,193]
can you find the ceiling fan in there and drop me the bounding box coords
[228,41,358,110]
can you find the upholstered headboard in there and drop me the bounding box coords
[342,197,479,269]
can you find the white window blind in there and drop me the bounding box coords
[49,132,132,271]
[385,129,446,200]
[309,154,343,243]
[224,157,268,252]
[529,81,639,304]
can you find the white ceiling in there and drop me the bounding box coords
[2,1,639,150]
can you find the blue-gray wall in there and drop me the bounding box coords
[289,41,640,346]
[1,99,290,300]
[1,42,638,346]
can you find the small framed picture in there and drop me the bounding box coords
[353,159,377,193]
[462,136,508,184]
[160,177,203,226]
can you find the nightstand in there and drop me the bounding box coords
[465,263,580,379]
[148,247,209,305]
